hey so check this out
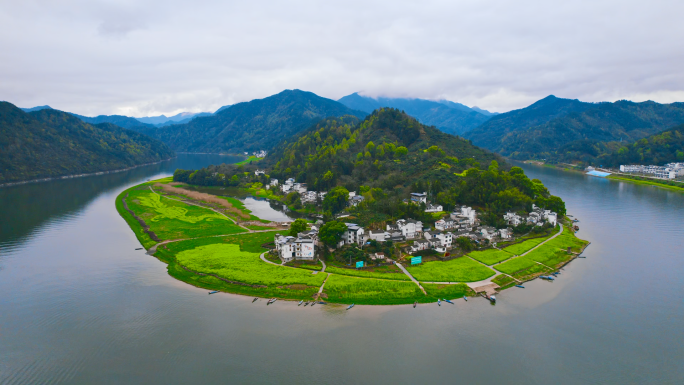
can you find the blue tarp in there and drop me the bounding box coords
[586,170,612,177]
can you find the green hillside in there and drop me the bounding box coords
[137,89,367,153]
[465,96,684,162]
[174,108,566,222]
[0,102,175,184]
[597,125,684,167]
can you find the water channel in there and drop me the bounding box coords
[0,155,682,383]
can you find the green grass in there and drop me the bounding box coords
[176,243,326,288]
[407,257,495,282]
[608,175,684,192]
[115,187,157,249]
[235,155,260,165]
[467,249,513,265]
[422,283,470,300]
[323,275,425,305]
[494,257,552,280]
[491,274,515,288]
[501,228,558,255]
[324,265,410,281]
[124,186,244,240]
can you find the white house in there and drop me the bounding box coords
[254,169,265,176]
[349,195,365,207]
[274,234,316,262]
[341,223,366,246]
[300,191,318,204]
[410,192,427,204]
[435,218,456,231]
[424,231,453,252]
[451,205,477,226]
[498,228,512,239]
[503,212,523,226]
[479,226,497,241]
[269,178,278,187]
[371,252,386,260]
[410,239,431,254]
[389,219,423,239]
[425,204,443,213]
[544,211,558,226]
[368,230,387,242]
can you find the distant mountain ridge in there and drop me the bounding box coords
[0,102,174,184]
[337,93,492,135]
[135,89,367,153]
[463,95,684,161]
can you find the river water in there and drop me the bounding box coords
[1,156,682,384]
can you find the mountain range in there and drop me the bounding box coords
[337,93,494,135]
[133,90,367,153]
[1,102,174,184]
[464,96,684,162]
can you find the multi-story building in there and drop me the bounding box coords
[274,233,316,262]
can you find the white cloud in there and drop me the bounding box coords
[0,0,682,115]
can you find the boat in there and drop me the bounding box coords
[578,255,586,258]
[463,296,468,302]
[267,298,277,304]
[413,301,417,308]
[310,301,316,307]
[540,276,555,281]
[515,285,525,289]
[444,299,454,304]
[489,295,496,303]
[253,297,259,303]
[437,299,441,306]
[208,290,219,295]
[346,303,355,310]
[135,248,143,250]
[304,301,309,306]
[298,300,303,306]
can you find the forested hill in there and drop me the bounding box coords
[176,108,565,220]
[265,108,503,192]
[463,95,596,149]
[464,96,684,162]
[71,113,155,130]
[135,89,367,153]
[337,93,491,135]
[0,102,175,184]
[596,125,684,167]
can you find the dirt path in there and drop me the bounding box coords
[395,262,427,295]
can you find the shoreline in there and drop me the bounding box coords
[0,156,176,189]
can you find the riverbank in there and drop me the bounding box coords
[0,156,176,189]
[116,179,590,305]
[607,174,684,192]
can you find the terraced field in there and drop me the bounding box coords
[323,275,425,305]
[406,257,495,282]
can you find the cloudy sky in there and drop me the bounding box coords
[1,0,682,116]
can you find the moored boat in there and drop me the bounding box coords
[346,303,355,310]
[298,300,303,306]
[437,299,441,306]
[463,296,468,302]
[413,301,417,308]
[208,290,219,295]
[444,299,454,304]
[253,297,259,303]
[515,285,525,289]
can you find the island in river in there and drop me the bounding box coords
[116,177,590,305]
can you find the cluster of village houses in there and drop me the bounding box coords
[244,150,268,158]
[618,163,684,180]
[272,188,559,263]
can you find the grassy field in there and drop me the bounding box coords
[323,275,425,305]
[491,274,516,288]
[501,229,557,255]
[608,175,684,192]
[467,249,513,265]
[406,257,495,282]
[422,283,470,300]
[124,186,244,240]
[115,187,158,249]
[324,265,410,281]
[494,257,552,280]
[235,155,261,165]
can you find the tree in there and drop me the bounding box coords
[319,220,347,247]
[322,186,350,214]
[455,236,474,252]
[395,146,408,158]
[288,218,308,237]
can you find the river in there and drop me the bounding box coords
[0,156,682,384]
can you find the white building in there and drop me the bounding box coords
[254,169,265,176]
[274,234,316,262]
[388,219,423,239]
[425,204,443,213]
[269,178,279,187]
[435,218,456,231]
[498,228,512,239]
[349,195,365,207]
[410,192,427,204]
[620,164,677,179]
[341,223,366,247]
[503,212,523,226]
[450,205,477,226]
[424,231,453,252]
[368,230,387,242]
[410,239,431,254]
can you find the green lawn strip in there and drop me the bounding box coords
[323,275,426,305]
[236,155,260,165]
[407,257,496,282]
[501,237,547,255]
[494,256,552,280]
[324,265,411,281]
[467,249,514,265]
[246,225,275,230]
[510,264,552,281]
[491,274,516,289]
[115,187,157,249]
[522,247,573,268]
[124,186,244,240]
[422,283,471,301]
[544,226,589,253]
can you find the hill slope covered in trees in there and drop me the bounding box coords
[136,89,367,153]
[0,102,175,184]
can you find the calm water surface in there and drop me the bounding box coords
[1,157,682,384]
